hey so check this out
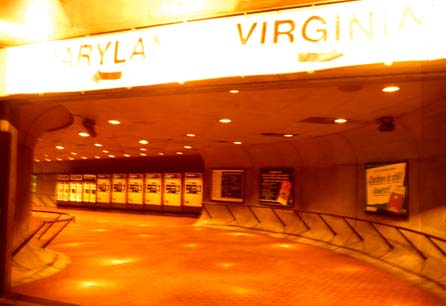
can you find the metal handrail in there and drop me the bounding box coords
[12,210,75,256]
[201,202,446,289]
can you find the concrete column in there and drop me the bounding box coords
[0,103,17,296]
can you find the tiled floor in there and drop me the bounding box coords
[10,209,445,306]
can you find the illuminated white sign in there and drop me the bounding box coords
[2,0,445,95]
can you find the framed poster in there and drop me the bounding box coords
[112,174,127,204]
[211,169,244,203]
[97,174,111,203]
[365,162,408,217]
[259,168,293,206]
[127,174,143,205]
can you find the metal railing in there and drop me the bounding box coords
[201,202,446,290]
[12,210,75,256]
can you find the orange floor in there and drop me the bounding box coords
[10,209,445,306]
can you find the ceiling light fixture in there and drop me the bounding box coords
[382,86,400,93]
[158,153,164,156]
[176,152,183,155]
[55,145,64,150]
[44,158,51,162]
[94,156,101,159]
[34,159,40,162]
[140,148,147,151]
[81,156,88,160]
[56,158,63,161]
[233,141,243,145]
[70,152,77,155]
[334,118,348,124]
[184,145,192,149]
[102,150,109,153]
[94,143,103,147]
[68,157,74,160]
[283,134,294,138]
[79,132,90,137]
[139,139,149,145]
[186,133,196,137]
[219,118,231,123]
[229,89,239,94]
[140,153,147,156]
[108,154,115,158]
[123,154,131,157]
[108,120,121,125]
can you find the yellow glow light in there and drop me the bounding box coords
[23,0,56,42]
[158,153,164,156]
[184,145,192,149]
[185,243,198,248]
[102,150,109,153]
[382,86,400,93]
[81,156,88,159]
[94,156,101,159]
[108,120,121,125]
[334,118,348,124]
[123,154,131,157]
[139,139,149,145]
[283,134,294,138]
[233,141,242,145]
[186,133,196,137]
[140,153,147,156]
[94,143,103,147]
[104,258,134,266]
[55,145,64,150]
[218,262,236,269]
[34,159,40,162]
[44,158,52,162]
[219,119,231,123]
[68,157,74,160]
[108,154,115,158]
[140,148,147,151]
[70,152,77,155]
[56,158,63,161]
[229,89,239,94]
[176,152,183,155]
[79,132,90,137]
[80,281,99,288]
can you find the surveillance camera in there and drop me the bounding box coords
[377,116,395,132]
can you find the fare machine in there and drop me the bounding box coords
[163,173,182,206]
[69,175,83,203]
[97,174,111,203]
[183,173,203,207]
[112,174,127,204]
[56,175,69,202]
[82,174,97,203]
[127,174,143,205]
[145,173,162,205]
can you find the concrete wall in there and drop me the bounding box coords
[201,98,446,237]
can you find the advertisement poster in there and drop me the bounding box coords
[96,174,111,203]
[211,169,244,202]
[365,162,408,217]
[82,174,96,203]
[70,174,83,202]
[163,173,182,206]
[127,174,143,205]
[183,173,203,207]
[260,168,293,206]
[56,175,69,201]
[112,174,127,204]
[145,173,162,205]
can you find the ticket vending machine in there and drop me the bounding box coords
[63,179,70,202]
[70,175,83,203]
[97,174,111,203]
[163,173,182,206]
[127,174,143,205]
[183,173,203,207]
[82,174,97,203]
[145,173,162,205]
[112,174,127,204]
[56,175,69,202]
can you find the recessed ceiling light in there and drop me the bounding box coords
[55,145,64,150]
[94,156,101,159]
[283,134,294,138]
[233,141,243,145]
[44,158,52,162]
[123,154,131,157]
[108,120,121,125]
[56,158,63,161]
[79,132,90,137]
[158,153,164,156]
[70,152,77,155]
[382,86,400,93]
[139,139,149,145]
[108,154,115,158]
[219,118,231,123]
[229,89,239,94]
[94,143,103,147]
[140,153,147,156]
[176,152,183,155]
[334,118,348,124]
[68,157,75,160]
[81,156,88,160]
[140,148,147,151]
[102,150,109,153]
[184,145,192,149]
[186,133,196,137]
[34,159,40,162]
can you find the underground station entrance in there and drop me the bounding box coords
[1,1,446,305]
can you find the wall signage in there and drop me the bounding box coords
[259,168,293,205]
[2,0,445,95]
[211,169,244,203]
[365,162,408,217]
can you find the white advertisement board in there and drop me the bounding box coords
[163,173,182,206]
[127,174,144,204]
[112,174,127,204]
[145,173,162,205]
[97,174,111,203]
[183,173,203,207]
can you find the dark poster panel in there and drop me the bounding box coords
[259,168,293,205]
[211,170,244,202]
[365,162,408,218]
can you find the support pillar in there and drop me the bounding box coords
[0,103,17,296]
